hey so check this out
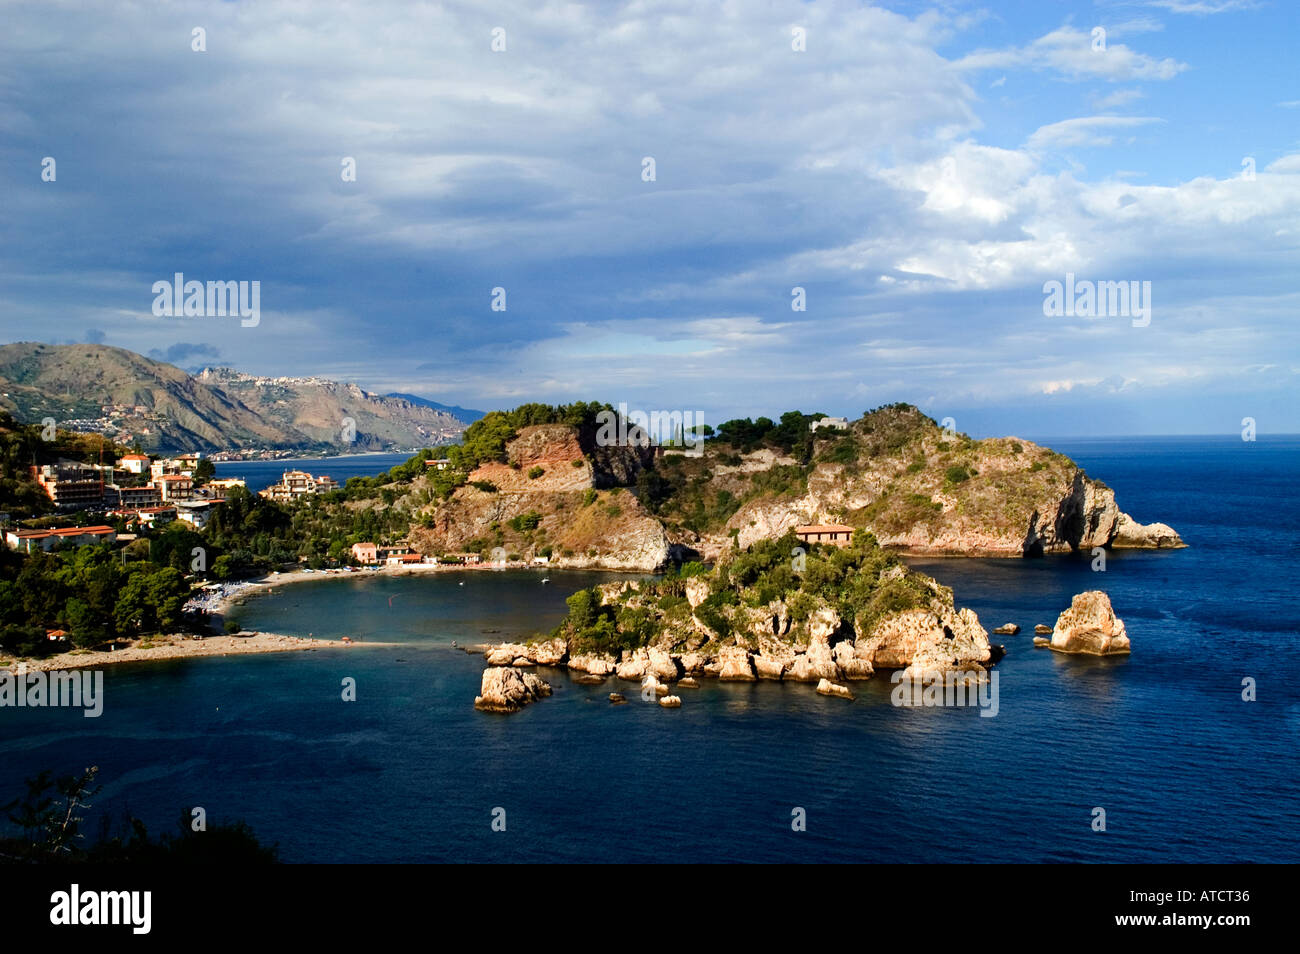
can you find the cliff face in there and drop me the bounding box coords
[408,423,669,571]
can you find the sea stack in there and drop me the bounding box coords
[474,667,552,712]
[1048,591,1131,656]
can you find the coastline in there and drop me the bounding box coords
[1,631,396,673]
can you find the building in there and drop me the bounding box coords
[810,416,850,433]
[109,505,176,529]
[351,542,379,564]
[153,474,194,501]
[105,484,163,509]
[386,552,426,566]
[120,453,151,475]
[31,462,107,510]
[5,526,117,553]
[424,458,452,470]
[794,524,855,547]
[174,500,214,529]
[208,477,247,492]
[259,470,340,503]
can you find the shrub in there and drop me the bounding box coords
[945,464,972,484]
[527,466,545,479]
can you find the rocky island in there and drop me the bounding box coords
[473,529,1003,710]
[400,403,1181,572]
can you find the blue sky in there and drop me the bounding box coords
[1,0,1296,437]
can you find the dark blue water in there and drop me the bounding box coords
[4,437,1297,862]
[214,453,411,493]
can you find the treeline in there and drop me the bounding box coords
[0,544,190,656]
[0,766,277,863]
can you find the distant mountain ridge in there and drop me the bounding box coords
[0,342,476,453]
[384,392,485,423]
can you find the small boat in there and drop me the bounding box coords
[541,577,550,584]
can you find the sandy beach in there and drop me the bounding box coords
[1,562,534,674]
[2,631,395,673]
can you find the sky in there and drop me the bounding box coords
[1,0,1297,438]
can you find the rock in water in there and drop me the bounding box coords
[659,695,682,708]
[609,692,627,704]
[717,645,757,681]
[1034,624,1052,635]
[1049,591,1131,655]
[816,678,853,699]
[1033,636,1050,647]
[474,667,553,712]
[993,623,1020,635]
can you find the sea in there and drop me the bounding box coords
[2,436,1297,863]
[214,452,413,494]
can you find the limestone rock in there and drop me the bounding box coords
[833,641,874,679]
[647,646,681,681]
[529,637,569,666]
[569,653,616,676]
[993,623,1020,635]
[685,577,710,609]
[1033,636,1050,647]
[1111,513,1185,549]
[659,695,682,708]
[816,679,853,699]
[787,640,839,682]
[717,645,756,681]
[1034,624,1052,635]
[1050,591,1131,655]
[474,667,552,712]
[856,607,991,672]
[609,692,627,704]
[677,677,700,688]
[753,647,795,680]
[616,648,649,680]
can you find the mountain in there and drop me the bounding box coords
[384,393,485,424]
[0,342,473,453]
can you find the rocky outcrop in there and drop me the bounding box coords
[474,667,552,712]
[1111,513,1184,549]
[855,607,992,673]
[1048,591,1131,655]
[717,645,757,681]
[816,679,853,699]
[569,652,616,675]
[993,623,1019,635]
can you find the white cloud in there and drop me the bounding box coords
[952,26,1187,82]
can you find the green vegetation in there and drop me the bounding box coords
[0,542,191,656]
[0,766,277,863]
[551,530,934,655]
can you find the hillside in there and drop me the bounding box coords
[0,343,473,454]
[637,405,1183,559]
[370,404,1182,571]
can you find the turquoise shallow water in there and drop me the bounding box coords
[3,437,1297,862]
